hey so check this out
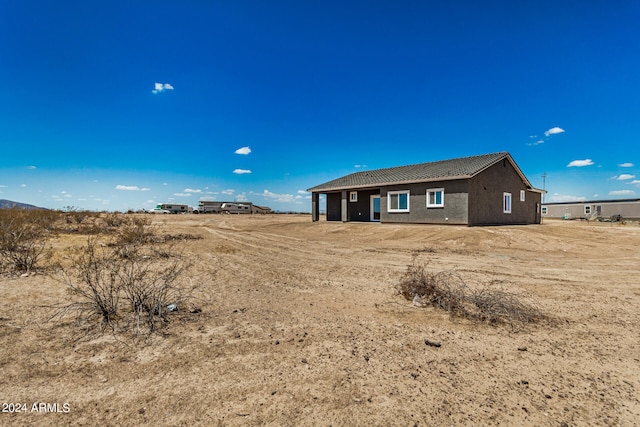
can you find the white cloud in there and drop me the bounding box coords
[567,159,594,167]
[27,165,36,170]
[354,164,368,168]
[173,193,192,197]
[544,127,565,137]
[259,189,303,204]
[627,180,640,186]
[115,185,150,191]
[619,162,635,168]
[233,169,252,174]
[221,189,235,195]
[616,174,636,181]
[297,190,308,195]
[184,188,202,193]
[609,190,635,196]
[236,192,248,202]
[547,193,587,203]
[152,82,174,94]
[20,184,26,187]
[527,140,545,147]
[235,146,251,155]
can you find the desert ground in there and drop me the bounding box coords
[1,214,639,426]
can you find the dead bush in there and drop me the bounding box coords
[112,215,154,245]
[57,236,195,338]
[60,237,122,331]
[468,284,545,324]
[0,208,54,274]
[397,255,545,326]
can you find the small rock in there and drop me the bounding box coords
[517,346,528,351]
[138,407,146,414]
[425,339,441,348]
[413,294,424,307]
[20,273,29,278]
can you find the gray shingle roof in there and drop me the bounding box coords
[307,152,525,192]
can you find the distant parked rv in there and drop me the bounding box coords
[154,203,189,214]
[542,198,640,221]
[197,201,272,214]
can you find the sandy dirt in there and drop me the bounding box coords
[1,215,639,426]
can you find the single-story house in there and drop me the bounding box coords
[542,198,640,220]
[307,152,544,226]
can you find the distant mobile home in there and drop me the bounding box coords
[307,152,544,226]
[542,199,640,220]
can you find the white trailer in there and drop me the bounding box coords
[220,203,252,214]
[155,203,189,214]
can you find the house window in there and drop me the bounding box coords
[520,190,525,202]
[541,206,547,215]
[584,205,591,215]
[503,192,512,214]
[350,191,358,202]
[388,190,410,212]
[426,188,444,208]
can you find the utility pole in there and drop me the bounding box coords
[541,172,547,203]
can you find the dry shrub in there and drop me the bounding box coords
[397,258,469,317]
[468,284,545,324]
[112,215,154,246]
[0,208,55,274]
[57,236,195,338]
[397,255,545,326]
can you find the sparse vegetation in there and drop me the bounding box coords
[0,208,55,274]
[397,255,545,326]
[55,219,197,339]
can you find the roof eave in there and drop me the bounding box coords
[307,175,472,193]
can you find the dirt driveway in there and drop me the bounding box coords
[1,215,639,426]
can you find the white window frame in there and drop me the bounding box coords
[503,192,512,214]
[541,206,547,215]
[520,190,525,202]
[349,191,358,202]
[584,205,591,215]
[426,188,445,208]
[387,190,410,213]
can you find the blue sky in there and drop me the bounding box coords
[1,1,639,211]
